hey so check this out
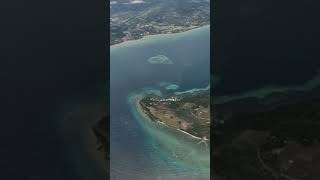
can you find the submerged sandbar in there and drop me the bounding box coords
[147,54,174,64]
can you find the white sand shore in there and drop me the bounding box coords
[110,25,210,50]
[177,129,203,140]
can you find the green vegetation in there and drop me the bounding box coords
[180,92,210,108]
[139,90,210,139]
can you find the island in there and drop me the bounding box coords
[138,89,210,140]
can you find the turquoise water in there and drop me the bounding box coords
[127,90,210,179]
[110,26,210,179]
[159,82,180,90]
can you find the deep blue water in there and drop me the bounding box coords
[110,26,210,179]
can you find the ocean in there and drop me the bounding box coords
[110,26,210,179]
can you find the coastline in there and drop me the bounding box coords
[176,129,203,140]
[110,25,210,50]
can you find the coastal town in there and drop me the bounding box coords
[110,0,210,45]
[149,96,181,102]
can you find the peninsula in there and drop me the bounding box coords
[138,89,210,140]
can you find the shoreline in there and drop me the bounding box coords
[177,129,203,140]
[110,25,210,49]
